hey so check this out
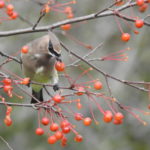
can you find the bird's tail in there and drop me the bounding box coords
[31,89,43,103]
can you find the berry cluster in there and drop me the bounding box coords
[0,1,18,22]
[2,77,30,98]
[35,114,92,146]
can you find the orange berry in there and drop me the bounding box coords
[83,117,92,126]
[35,128,44,135]
[103,110,113,123]
[74,134,83,142]
[67,13,74,19]
[74,113,83,121]
[76,87,85,96]
[50,123,59,132]
[135,20,144,28]
[6,10,13,16]
[21,45,29,54]
[0,0,5,8]
[48,135,57,144]
[41,117,50,126]
[21,78,30,85]
[121,33,130,42]
[64,6,72,14]
[77,102,82,109]
[3,78,12,85]
[114,112,124,121]
[4,116,12,126]
[6,4,14,12]
[136,0,144,6]
[113,119,123,125]
[3,85,13,93]
[61,24,71,31]
[139,3,148,12]
[94,81,103,90]
[55,131,63,140]
[55,61,65,72]
[10,11,18,20]
[52,94,62,103]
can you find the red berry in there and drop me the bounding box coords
[35,128,44,135]
[50,123,59,132]
[76,87,85,96]
[52,94,62,103]
[41,117,50,126]
[94,81,103,90]
[139,3,148,12]
[10,11,18,20]
[114,112,124,121]
[0,0,5,8]
[83,117,92,126]
[4,116,12,126]
[61,24,71,31]
[48,135,57,144]
[64,6,72,14]
[135,20,144,28]
[55,61,65,72]
[3,85,13,92]
[136,0,144,6]
[61,136,67,147]
[6,10,13,16]
[6,4,14,11]
[113,119,123,125]
[60,120,70,129]
[77,102,82,109]
[74,134,83,142]
[74,113,83,121]
[62,126,71,134]
[21,46,29,54]
[103,110,113,123]
[55,131,63,140]
[121,33,130,42]
[3,78,12,85]
[6,106,12,115]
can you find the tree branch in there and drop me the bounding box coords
[0,1,149,37]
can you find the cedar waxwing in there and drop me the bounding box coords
[21,31,61,103]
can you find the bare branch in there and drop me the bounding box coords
[0,1,149,37]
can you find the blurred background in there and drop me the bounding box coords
[0,0,150,150]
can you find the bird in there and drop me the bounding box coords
[21,31,61,103]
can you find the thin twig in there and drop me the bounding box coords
[61,42,150,92]
[0,51,21,64]
[0,136,13,150]
[0,1,149,37]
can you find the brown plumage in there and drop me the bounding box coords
[21,31,61,103]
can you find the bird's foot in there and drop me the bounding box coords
[53,84,59,91]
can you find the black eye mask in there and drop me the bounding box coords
[48,41,61,57]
